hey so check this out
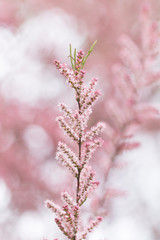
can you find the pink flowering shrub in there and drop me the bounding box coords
[45,44,105,239]
[43,4,160,239]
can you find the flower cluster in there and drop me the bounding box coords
[45,44,105,239]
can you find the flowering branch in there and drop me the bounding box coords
[45,43,105,239]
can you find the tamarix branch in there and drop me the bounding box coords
[45,43,105,240]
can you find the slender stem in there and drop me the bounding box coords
[74,98,82,240]
[77,99,82,202]
[76,140,81,203]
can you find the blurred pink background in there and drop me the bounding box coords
[1,0,160,239]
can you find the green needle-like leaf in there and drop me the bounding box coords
[82,40,97,68]
[69,43,74,70]
[74,48,77,66]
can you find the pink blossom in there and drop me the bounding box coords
[45,44,104,239]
